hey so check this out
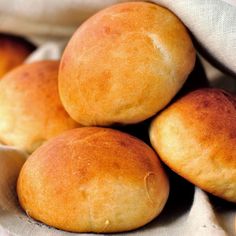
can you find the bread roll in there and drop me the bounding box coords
[17,127,169,233]
[0,61,79,153]
[59,2,196,126]
[0,34,34,78]
[150,89,236,202]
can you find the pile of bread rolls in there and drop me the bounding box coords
[0,1,235,234]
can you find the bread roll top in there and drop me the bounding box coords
[0,34,34,78]
[150,89,236,202]
[17,127,169,233]
[0,60,79,153]
[59,2,196,126]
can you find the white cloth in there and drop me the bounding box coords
[0,1,235,236]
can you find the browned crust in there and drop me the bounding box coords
[17,127,169,232]
[0,61,79,153]
[150,88,236,202]
[0,34,34,78]
[59,2,196,126]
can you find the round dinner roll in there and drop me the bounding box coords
[0,34,34,78]
[0,60,79,153]
[150,88,236,202]
[17,127,169,233]
[59,2,196,126]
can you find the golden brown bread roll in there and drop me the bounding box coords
[59,2,196,126]
[17,127,169,233]
[0,34,34,78]
[0,60,79,153]
[150,88,236,202]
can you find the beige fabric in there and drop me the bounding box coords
[0,0,235,235]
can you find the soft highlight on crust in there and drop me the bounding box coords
[0,34,34,78]
[17,127,169,233]
[59,2,196,126]
[0,60,79,153]
[150,88,236,202]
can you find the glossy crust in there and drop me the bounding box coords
[0,34,34,78]
[0,61,79,153]
[17,127,169,233]
[150,88,236,202]
[59,2,196,126]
